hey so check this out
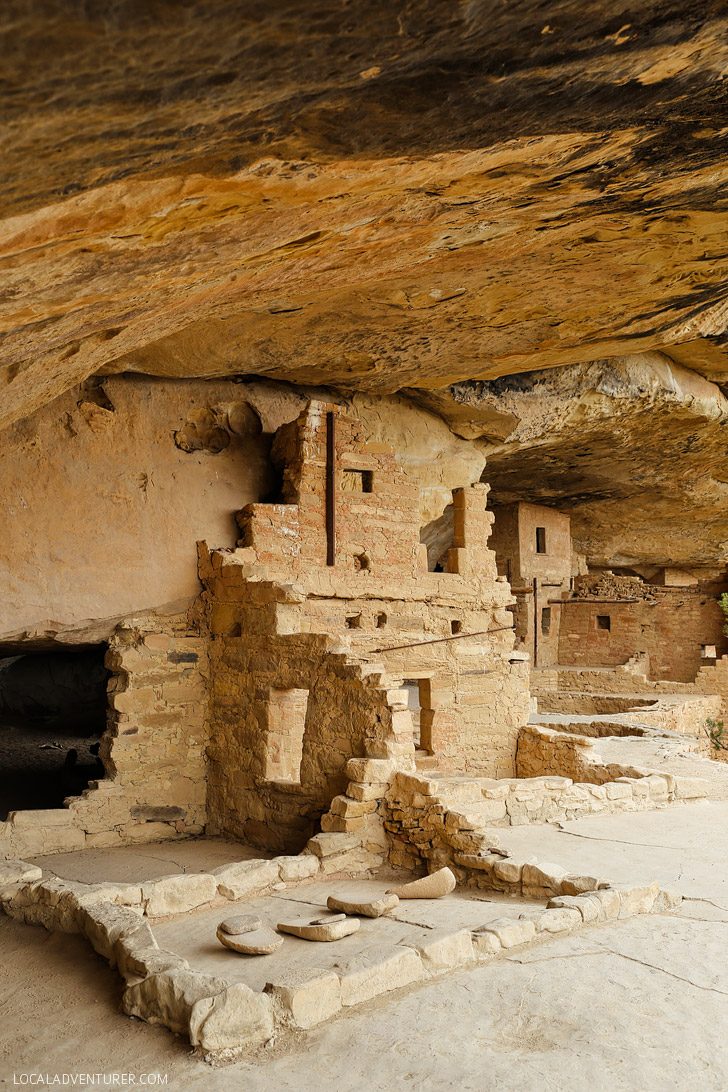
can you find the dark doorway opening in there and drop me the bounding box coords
[0,646,109,820]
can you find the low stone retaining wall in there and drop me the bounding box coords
[516,724,708,796]
[533,690,721,739]
[535,692,657,716]
[0,851,681,1062]
[618,694,722,737]
[384,745,707,876]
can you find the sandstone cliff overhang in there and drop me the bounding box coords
[3,2,728,429]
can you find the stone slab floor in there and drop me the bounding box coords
[2,805,728,1091]
[153,880,536,993]
[27,836,270,883]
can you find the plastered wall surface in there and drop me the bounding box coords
[0,375,274,644]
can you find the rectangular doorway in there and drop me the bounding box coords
[402,677,434,753]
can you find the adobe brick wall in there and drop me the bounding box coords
[559,585,728,682]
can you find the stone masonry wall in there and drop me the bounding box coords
[0,613,209,859]
[383,754,707,877]
[535,661,728,762]
[199,399,530,852]
[559,582,727,682]
[204,622,408,854]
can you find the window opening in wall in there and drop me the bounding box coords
[341,469,374,493]
[424,507,454,573]
[353,552,371,571]
[535,527,547,554]
[376,612,388,628]
[264,687,309,782]
[541,607,551,636]
[0,645,109,821]
[701,644,717,659]
[597,615,611,631]
[346,614,363,629]
[402,678,434,753]
[451,620,463,635]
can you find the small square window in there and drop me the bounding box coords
[451,620,463,635]
[376,612,388,628]
[341,469,373,493]
[597,615,611,631]
[535,527,547,554]
[346,614,362,629]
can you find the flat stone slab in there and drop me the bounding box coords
[327,892,399,917]
[218,914,262,935]
[216,925,283,955]
[277,916,361,942]
[28,837,268,884]
[387,867,456,900]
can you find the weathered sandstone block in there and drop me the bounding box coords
[217,926,283,955]
[338,945,423,1006]
[264,968,342,1028]
[277,915,360,942]
[327,892,399,918]
[475,918,536,948]
[189,984,274,1053]
[213,860,280,901]
[143,873,218,917]
[401,928,475,975]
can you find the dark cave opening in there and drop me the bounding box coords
[0,645,110,820]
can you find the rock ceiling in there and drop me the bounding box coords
[4,0,728,434]
[424,353,728,572]
[3,1,728,571]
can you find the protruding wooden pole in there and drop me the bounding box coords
[326,411,336,566]
[533,576,538,667]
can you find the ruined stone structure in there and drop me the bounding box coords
[491,503,728,683]
[200,401,528,853]
[0,398,529,859]
[6,4,728,1074]
[490,502,574,668]
[559,571,728,683]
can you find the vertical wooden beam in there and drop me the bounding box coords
[326,411,336,566]
[532,576,538,668]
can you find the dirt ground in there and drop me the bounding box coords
[2,803,728,1092]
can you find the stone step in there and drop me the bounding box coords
[414,750,441,774]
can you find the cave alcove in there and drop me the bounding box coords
[0,645,110,820]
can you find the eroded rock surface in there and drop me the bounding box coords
[4,3,728,429]
[419,352,728,570]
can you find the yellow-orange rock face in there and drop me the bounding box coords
[3,2,728,428]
